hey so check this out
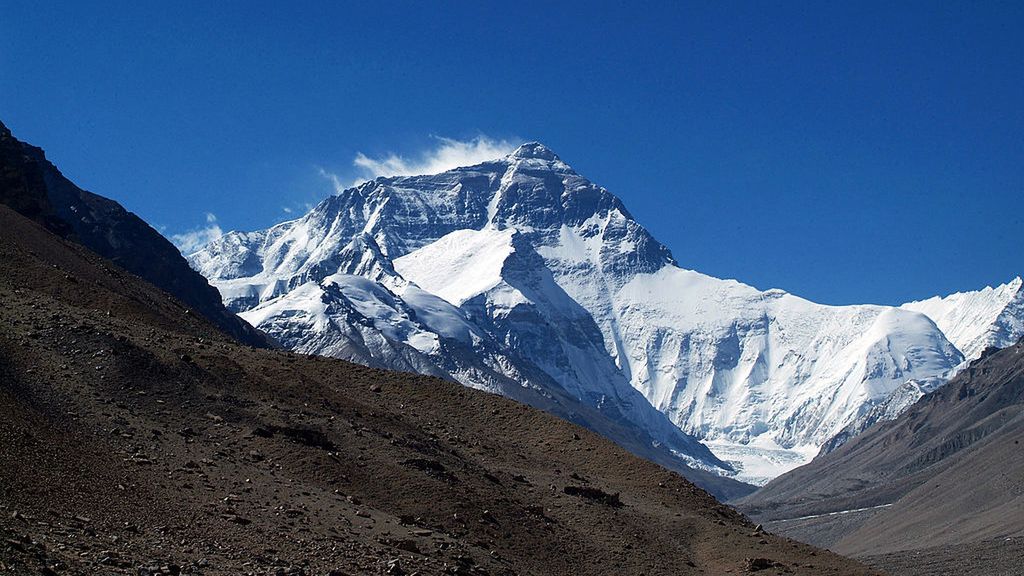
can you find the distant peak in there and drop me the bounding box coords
[508,141,561,162]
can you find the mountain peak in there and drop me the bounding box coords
[508,141,561,162]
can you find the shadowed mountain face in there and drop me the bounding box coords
[737,338,1024,559]
[0,120,268,348]
[0,204,878,575]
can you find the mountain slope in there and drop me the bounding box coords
[0,120,268,347]
[0,203,877,575]
[902,277,1024,363]
[736,337,1024,559]
[192,142,968,485]
[820,278,1024,454]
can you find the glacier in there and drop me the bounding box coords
[189,142,1020,485]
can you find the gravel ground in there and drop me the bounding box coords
[861,537,1024,576]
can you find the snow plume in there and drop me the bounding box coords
[318,167,348,194]
[352,136,517,182]
[171,212,223,254]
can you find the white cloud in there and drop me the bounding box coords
[170,212,224,254]
[346,135,517,187]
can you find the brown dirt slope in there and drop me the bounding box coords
[0,208,879,576]
[736,339,1024,558]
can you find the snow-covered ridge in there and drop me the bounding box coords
[901,277,1024,362]
[816,277,1024,456]
[189,142,1019,485]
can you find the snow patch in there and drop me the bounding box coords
[394,227,519,307]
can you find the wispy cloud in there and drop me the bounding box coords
[318,166,349,194]
[170,212,223,254]
[326,135,517,190]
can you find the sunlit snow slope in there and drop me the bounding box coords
[819,277,1024,455]
[189,143,1018,485]
[901,277,1024,362]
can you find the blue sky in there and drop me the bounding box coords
[1,1,1021,305]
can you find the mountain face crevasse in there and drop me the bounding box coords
[189,142,1015,485]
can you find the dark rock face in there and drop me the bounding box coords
[0,120,268,347]
[0,123,70,235]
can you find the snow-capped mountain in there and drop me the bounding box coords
[190,142,1012,485]
[820,277,1024,455]
[901,277,1024,362]
[191,144,732,487]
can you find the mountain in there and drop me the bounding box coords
[820,278,1024,454]
[0,200,878,575]
[0,120,268,347]
[735,335,1024,572]
[192,144,744,496]
[901,277,1024,363]
[191,142,972,485]
[818,375,949,454]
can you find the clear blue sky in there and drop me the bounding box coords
[2,1,1021,305]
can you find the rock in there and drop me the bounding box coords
[562,485,622,507]
[383,538,419,554]
[743,557,779,572]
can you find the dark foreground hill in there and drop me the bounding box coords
[0,120,267,347]
[736,338,1024,574]
[0,205,875,575]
